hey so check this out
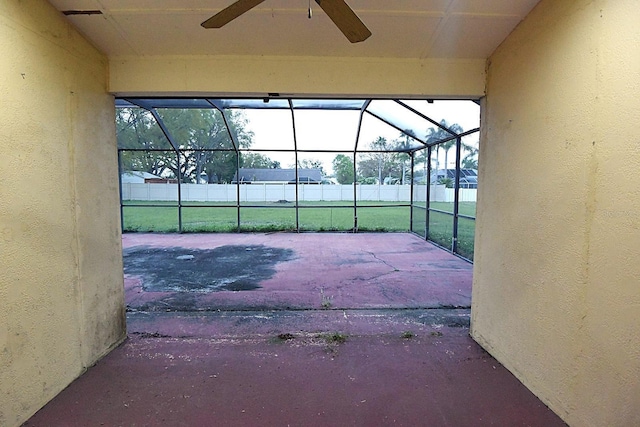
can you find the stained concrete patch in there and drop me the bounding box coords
[123,245,295,293]
[123,233,474,312]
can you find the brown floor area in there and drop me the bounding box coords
[25,233,566,426]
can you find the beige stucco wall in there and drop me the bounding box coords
[0,1,125,426]
[109,55,486,99]
[472,0,640,425]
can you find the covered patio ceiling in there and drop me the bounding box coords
[50,1,540,60]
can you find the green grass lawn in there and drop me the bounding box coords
[122,200,476,260]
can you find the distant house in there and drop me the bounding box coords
[430,169,478,188]
[232,168,323,184]
[121,171,177,184]
[121,171,161,183]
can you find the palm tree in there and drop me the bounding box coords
[461,145,479,169]
[394,131,416,184]
[425,120,463,183]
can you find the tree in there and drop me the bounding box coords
[461,145,479,169]
[393,131,415,184]
[240,152,280,169]
[357,136,414,184]
[358,137,402,184]
[116,108,175,178]
[437,177,454,188]
[425,120,464,175]
[332,154,355,184]
[116,107,254,183]
[297,158,325,176]
[159,108,254,183]
[413,147,429,183]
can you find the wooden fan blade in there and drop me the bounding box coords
[201,0,266,29]
[314,0,371,43]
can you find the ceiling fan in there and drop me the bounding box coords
[201,0,371,43]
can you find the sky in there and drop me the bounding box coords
[243,100,480,175]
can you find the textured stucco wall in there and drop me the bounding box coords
[0,1,125,426]
[109,55,486,99]
[472,0,640,425]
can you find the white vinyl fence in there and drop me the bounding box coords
[121,183,477,203]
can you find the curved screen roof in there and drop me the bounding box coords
[116,97,479,152]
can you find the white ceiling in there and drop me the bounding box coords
[49,0,539,59]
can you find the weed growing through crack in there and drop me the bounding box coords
[269,333,295,345]
[430,331,444,337]
[320,288,333,309]
[325,332,347,344]
[401,331,415,339]
[277,333,295,341]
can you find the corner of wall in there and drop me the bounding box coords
[0,1,125,425]
[472,0,640,425]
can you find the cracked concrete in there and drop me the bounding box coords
[27,309,566,427]
[123,233,473,312]
[25,232,566,426]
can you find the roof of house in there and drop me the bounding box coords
[121,171,163,183]
[432,169,478,178]
[123,171,161,179]
[233,168,322,183]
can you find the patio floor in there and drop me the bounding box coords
[25,233,565,426]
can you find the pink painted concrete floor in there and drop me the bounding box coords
[25,233,566,426]
[122,232,473,312]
